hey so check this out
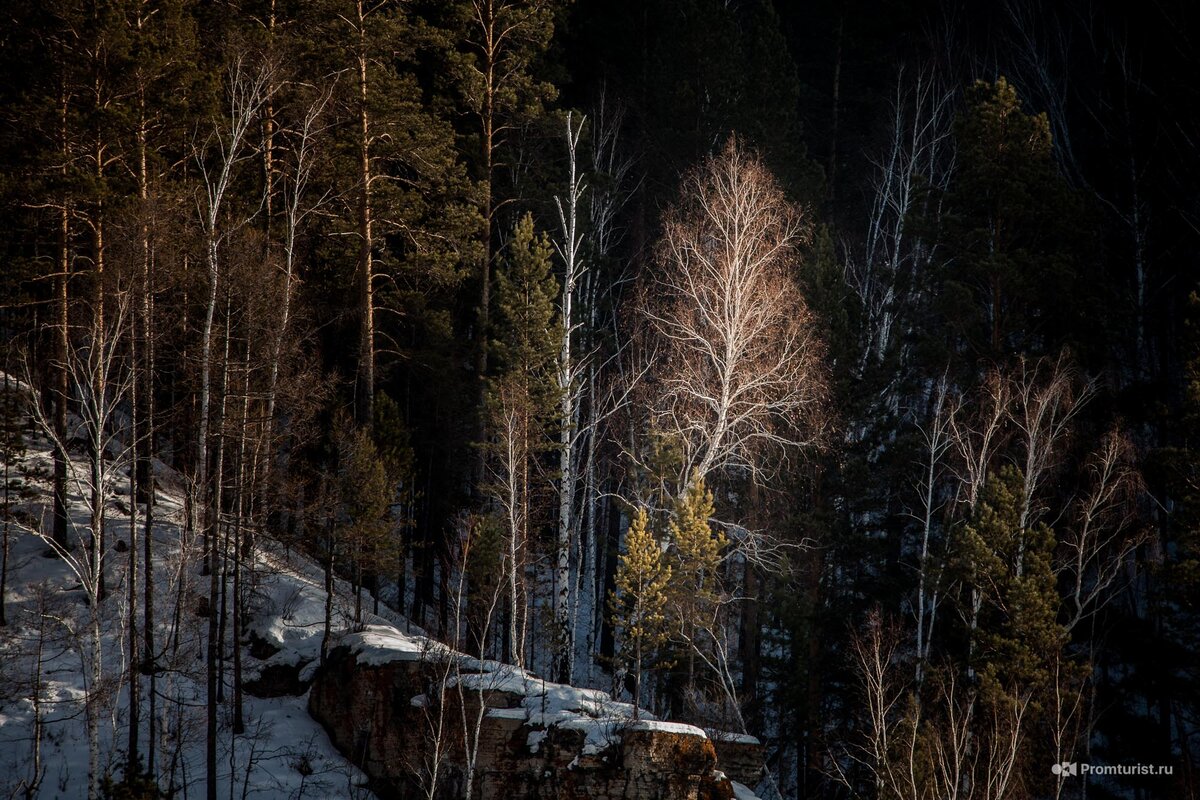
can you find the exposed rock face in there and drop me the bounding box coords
[308,627,763,800]
[709,735,765,787]
[241,632,314,698]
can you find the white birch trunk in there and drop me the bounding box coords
[552,112,587,683]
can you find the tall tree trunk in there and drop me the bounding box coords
[262,0,277,239]
[89,87,108,599]
[354,556,363,625]
[88,606,103,800]
[321,524,335,666]
[355,1,375,429]
[199,246,218,575]
[53,81,70,553]
[599,495,619,664]
[137,99,159,779]
[206,534,219,800]
[553,114,585,684]
[475,4,496,385]
[128,322,141,778]
[1,370,9,627]
[201,260,222,800]
[472,1,500,496]
[232,339,250,735]
[740,558,761,725]
[213,301,231,705]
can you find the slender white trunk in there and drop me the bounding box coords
[553,114,586,682]
[88,605,103,800]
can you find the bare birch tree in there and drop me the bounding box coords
[850,67,955,376]
[24,294,133,800]
[910,376,955,680]
[1058,430,1146,632]
[551,111,587,684]
[633,137,828,493]
[192,55,271,800]
[486,385,530,668]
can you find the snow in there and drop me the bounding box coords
[708,730,761,746]
[485,707,526,720]
[344,623,431,664]
[731,780,762,800]
[339,612,719,763]
[0,381,748,798]
[0,419,378,799]
[625,719,708,738]
[525,729,548,753]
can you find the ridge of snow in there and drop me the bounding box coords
[625,719,708,738]
[707,730,761,746]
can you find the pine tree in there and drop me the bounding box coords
[933,77,1096,365]
[304,0,480,428]
[953,466,1065,697]
[491,213,562,413]
[483,213,562,665]
[664,472,727,719]
[667,472,726,630]
[335,421,394,625]
[429,0,560,387]
[611,507,672,718]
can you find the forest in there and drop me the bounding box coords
[0,1,1197,799]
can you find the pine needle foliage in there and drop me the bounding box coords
[611,507,672,717]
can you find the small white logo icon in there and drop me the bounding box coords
[1052,762,1078,777]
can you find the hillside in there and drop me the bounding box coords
[0,381,763,799]
[0,382,379,798]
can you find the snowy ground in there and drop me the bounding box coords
[0,378,765,800]
[0,403,378,799]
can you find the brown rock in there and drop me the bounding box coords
[307,645,752,800]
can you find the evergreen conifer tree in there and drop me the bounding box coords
[483,213,562,664]
[335,421,394,624]
[429,0,560,385]
[934,78,1095,365]
[611,507,672,718]
[954,466,1065,697]
[664,472,727,719]
[667,473,726,631]
[490,213,563,406]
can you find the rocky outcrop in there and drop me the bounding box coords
[241,632,315,698]
[307,626,763,800]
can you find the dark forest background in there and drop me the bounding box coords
[1,1,1199,798]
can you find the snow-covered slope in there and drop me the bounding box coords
[0,381,766,800]
[0,412,378,799]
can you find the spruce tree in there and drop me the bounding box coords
[483,213,562,665]
[428,0,560,387]
[335,421,394,625]
[933,78,1095,365]
[611,507,672,718]
[664,473,727,719]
